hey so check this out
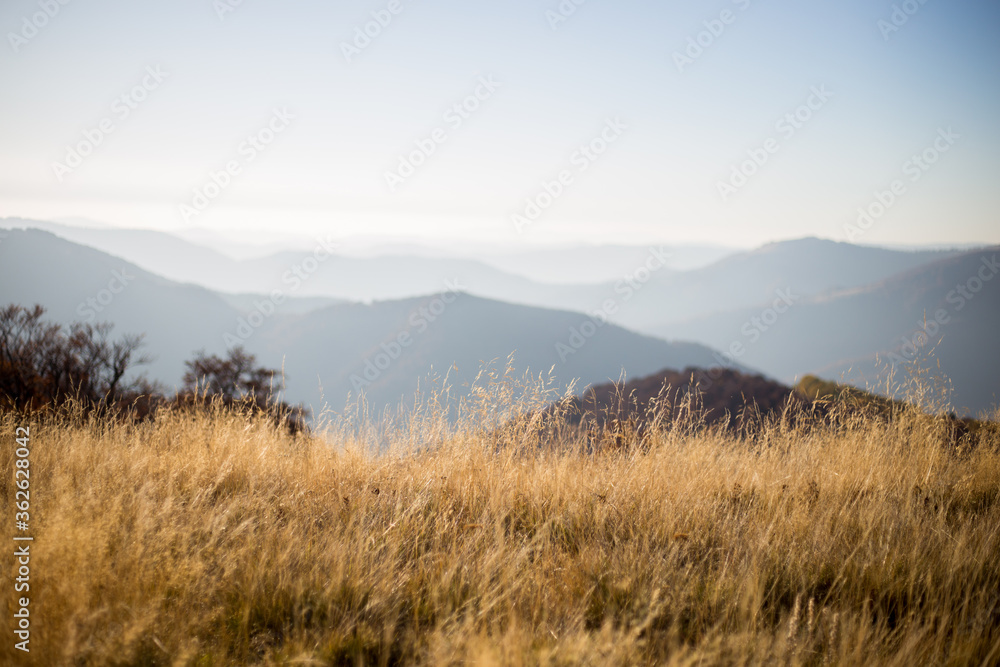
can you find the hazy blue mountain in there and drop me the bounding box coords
[2,219,732,313]
[0,229,731,413]
[216,292,346,315]
[1,217,237,282]
[0,218,598,309]
[660,247,1000,416]
[612,237,963,333]
[0,229,241,389]
[6,222,960,339]
[470,243,735,284]
[246,293,731,415]
[5,225,991,414]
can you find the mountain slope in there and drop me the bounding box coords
[0,229,242,388]
[660,247,1000,415]
[1,217,238,280]
[247,293,733,413]
[0,230,732,413]
[614,237,961,333]
[3,222,961,338]
[0,217,600,309]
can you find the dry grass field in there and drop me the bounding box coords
[3,376,999,666]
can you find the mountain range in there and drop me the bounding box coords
[0,228,728,415]
[1,218,996,416]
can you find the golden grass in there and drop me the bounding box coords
[3,379,1000,666]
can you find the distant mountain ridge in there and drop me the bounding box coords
[0,229,732,414]
[2,220,995,416]
[0,220,967,327]
[248,292,734,413]
[662,247,1000,415]
[613,237,962,333]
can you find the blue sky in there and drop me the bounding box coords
[0,0,997,247]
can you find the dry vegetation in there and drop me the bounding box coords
[3,373,1000,666]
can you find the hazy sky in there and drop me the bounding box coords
[1,0,998,247]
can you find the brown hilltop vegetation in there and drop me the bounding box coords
[562,367,803,428]
[550,367,815,454]
[552,366,993,452]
